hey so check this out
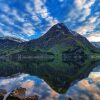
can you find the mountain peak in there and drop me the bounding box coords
[54,23,65,27]
[52,23,69,31]
[44,23,71,37]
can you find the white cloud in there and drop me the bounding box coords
[74,0,96,22]
[0,14,35,37]
[20,22,35,36]
[11,9,25,22]
[34,0,49,18]
[26,3,33,14]
[75,25,95,35]
[26,2,40,22]
[78,8,91,22]
[0,3,10,12]
[12,22,36,36]
[23,23,33,27]
[88,16,97,23]
[87,32,100,42]
[74,0,86,10]
[0,28,16,38]
[0,3,35,37]
[59,0,64,2]
[33,0,56,23]
[22,27,35,36]
[0,14,14,25]
[67,0,96,22]
[75,14,100,37]
[0,3,25,22]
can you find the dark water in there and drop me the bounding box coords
[0,58,100,93]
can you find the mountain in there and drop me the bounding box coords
[0,37,20,47]
[25,23,96,50]
[0,36,25,43]
[92,42,100,48]
[0,23,100,58]
[23,23,100,55]
[0,37,24,56]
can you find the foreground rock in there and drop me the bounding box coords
[0,89,7,100]
[66,66,100,100]
[7,88,39,100]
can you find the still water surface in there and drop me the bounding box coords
[0,58,100,93]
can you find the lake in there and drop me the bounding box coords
[0,58,100,94]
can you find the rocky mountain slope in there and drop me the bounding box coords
[26,23,95,50]
[0,23,100,58]
[0,37,25,56]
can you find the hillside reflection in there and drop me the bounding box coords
[0,58,100,93]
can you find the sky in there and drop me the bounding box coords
[0,0,99,42]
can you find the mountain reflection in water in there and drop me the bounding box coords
[0,58,100,93]
[0,65,100,100]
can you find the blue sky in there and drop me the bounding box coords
[0,0,99,41]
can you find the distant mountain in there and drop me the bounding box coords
[0,37,19,48]
[0,23,100,57]
[0,36,25,43]
[0,37,24,56]
[92,42,100,48]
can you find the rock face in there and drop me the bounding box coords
[66,66,100,100]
